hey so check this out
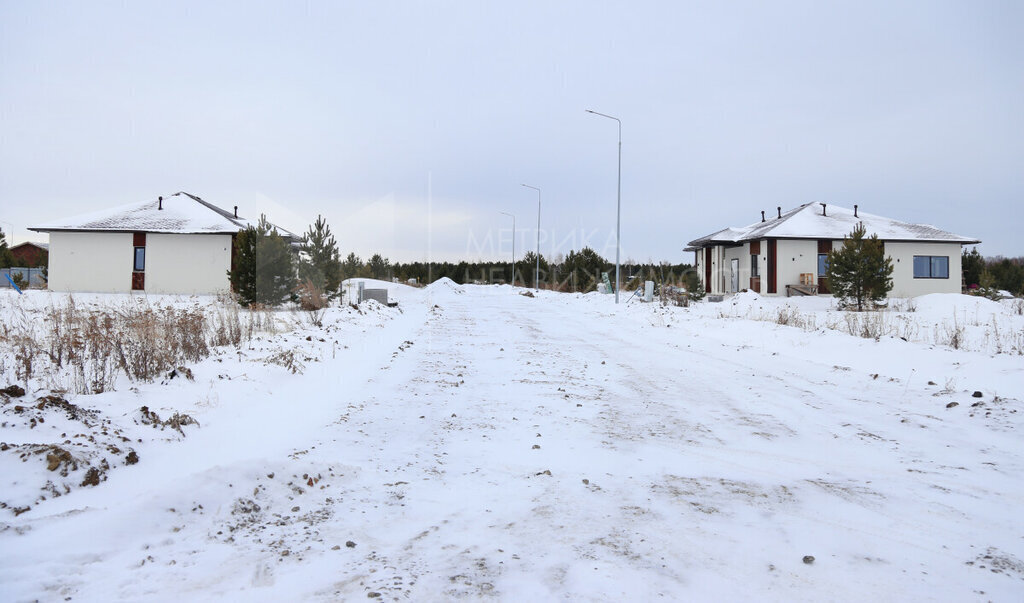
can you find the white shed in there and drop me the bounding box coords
[30,192,296,295]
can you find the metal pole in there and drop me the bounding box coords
[585,109,622,303]
[521,184,541,291]
[615,120,621,304]
[500,212,515,286]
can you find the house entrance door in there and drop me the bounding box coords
[730,258,739,292]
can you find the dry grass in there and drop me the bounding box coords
[296,280,328,326]
[0,295,279,394]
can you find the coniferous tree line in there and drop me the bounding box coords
[962,248,1024,297]
[351,247,697,293]
[226,217,699,306]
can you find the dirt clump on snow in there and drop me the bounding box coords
[43,445,79,474]
[0,391,148,515]
[1,385,26,398]
[80,461,109,487]
[34,395,98,425]
[137,406,200,436]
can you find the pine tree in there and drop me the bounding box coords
[961,247,984,289]
[366,254,391,280]
[825,223,894,311]
[299,215,342,298]
[560,248,607,292]
[228,216,297,306]
[516,251,549,289]
[0,229,13,269]
[341,252,363,281]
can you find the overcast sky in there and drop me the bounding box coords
[1,1,1020,262]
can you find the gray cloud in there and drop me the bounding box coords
[1,1,1020,260]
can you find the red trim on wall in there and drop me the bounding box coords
[704,248,712,293]
[133,232,146,247]
[767,239,777,294]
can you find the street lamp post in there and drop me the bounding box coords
[499,211,515,286]
[585,109,622,304]
[521,183,541,291]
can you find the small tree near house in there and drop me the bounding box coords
[298,215,342,299]
[229,216,297,307]
[825,223,894,311]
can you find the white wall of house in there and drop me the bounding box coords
[47,231,233,294]
[775,239,819,291]
[887,241,963,297]
[48,231,133,293]
[147,233,232,295]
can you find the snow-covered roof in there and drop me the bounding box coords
[687,203,980,248]
[29,192,298,240]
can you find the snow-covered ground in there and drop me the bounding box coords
[1,283,1022,601]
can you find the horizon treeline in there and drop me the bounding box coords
[962,248,1024,296]
[337,248,698,293]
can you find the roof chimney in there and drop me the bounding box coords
[854,204,858,218]
[777,206,781,219]
[158,196,163,210]
[234,206,238,219]
[761,210,765,222]
[821,203,827,216]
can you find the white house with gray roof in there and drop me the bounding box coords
[686,203,980,298]
[30,192,296,294]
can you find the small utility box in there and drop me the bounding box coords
[362,288,389,305]
[644,280,654,302]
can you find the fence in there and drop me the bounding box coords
[1,267,47,289]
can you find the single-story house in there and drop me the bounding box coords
[29,192,297,294]
[10,242,49,268]
[686,203,980,298]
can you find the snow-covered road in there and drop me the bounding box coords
[2,282,1022,601]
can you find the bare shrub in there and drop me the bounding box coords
[889,298,917,313]
[940,316,965,350]
[773,307,814,330]
[842,312,888,340]
[660,286,694,307]
[296,279,328,326]
[209,303,243,347]
[0,306,42,387]
[263,349,305,374]
[776,307,798,326]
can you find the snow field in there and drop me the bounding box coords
[0,282,1022,601]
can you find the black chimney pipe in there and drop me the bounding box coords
[854,204,858,218]
[158,196,163,210]
[822,203,827,216]
[777,206,781,218]
[234,206,238,219]
[761,210,765,222]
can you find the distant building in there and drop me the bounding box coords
[10,242,48,268]
[686,203,980,298]
[29,192,296,294]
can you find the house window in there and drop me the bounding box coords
[751,254,759,277]
[817,254,828,277]
[132,231,146,291]
[913,255,949,279]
